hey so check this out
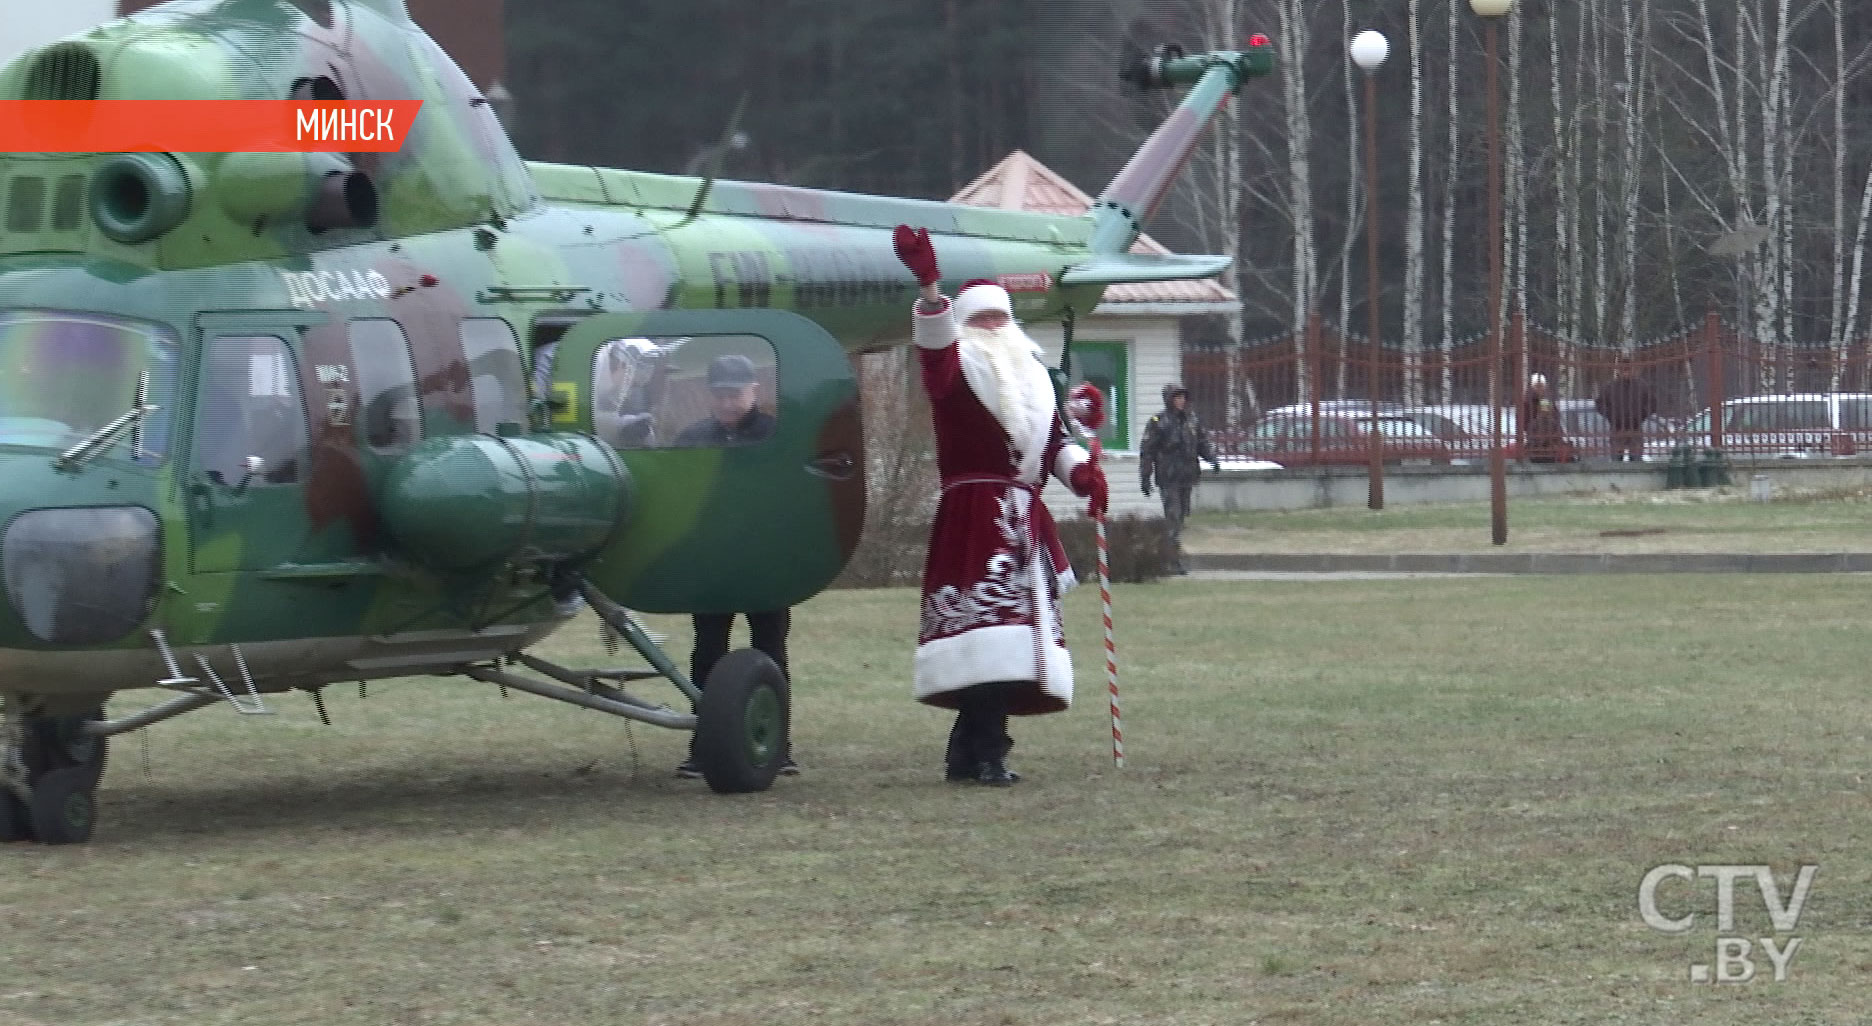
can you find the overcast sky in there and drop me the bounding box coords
[0,1,117,68]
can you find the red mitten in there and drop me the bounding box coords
[1069,460,1108,519]
[1067,382,1107,431]
[892,225,941,286]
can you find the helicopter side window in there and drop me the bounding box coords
[348,319,421,451]
[589,335,778,450]
[193,335,308,487]
[0,310,177,462]
[460,318,528,434]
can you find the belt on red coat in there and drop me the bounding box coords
[941,475,1039,494]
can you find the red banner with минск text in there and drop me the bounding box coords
[0,102,425,153]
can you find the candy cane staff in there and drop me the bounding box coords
[891,225,1108,787]
[1066,383,1123,769]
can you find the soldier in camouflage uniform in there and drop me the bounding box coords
[1138,384,1218,575]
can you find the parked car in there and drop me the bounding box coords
[1240,411,1452,468]
[1683,393,1872,457]
[1407,404,1519,463]
[1263,400,1410,420]
[1550,400,1679,461]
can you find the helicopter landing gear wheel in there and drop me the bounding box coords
[1,703,107,844]
[28,768,95,845]
[694,649,788,795]
[1,702,34,842]
[32,709,106,786]
[0,786,30,843]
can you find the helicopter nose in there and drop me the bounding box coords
[0,506,163,648]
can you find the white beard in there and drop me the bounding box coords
[958,322,1053,483]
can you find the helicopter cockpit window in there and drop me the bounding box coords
[0,311,177,463]
[348,319,421,451]
[589,335,777,450]
[460,318,528,434]
[193,336,308,487]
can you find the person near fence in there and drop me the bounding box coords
[1520,373,1572,464]
[1594,355,1656,462]
[892,224,1107,787]
[1139,383,1219,575]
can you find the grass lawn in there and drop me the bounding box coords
[1185,485,1872,554]
[5,577,1872,1024]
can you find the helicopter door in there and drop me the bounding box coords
[551,309,864,614]
[186,316,320,573]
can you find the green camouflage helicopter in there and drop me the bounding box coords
[0,0,1271,843]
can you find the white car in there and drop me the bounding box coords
[1684,393,1872,457]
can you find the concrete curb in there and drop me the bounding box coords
[1188,552,1872,574]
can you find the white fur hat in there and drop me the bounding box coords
[953,279,1013,325]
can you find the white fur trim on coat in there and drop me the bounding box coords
[914,544,1075,705]
[1052,443,1090,486]
[913,298,957,350]
[914,625,1074,703]
[953,283,1013,325]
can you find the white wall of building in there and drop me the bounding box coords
[0,2,118,68]
[1029,312,1186,521]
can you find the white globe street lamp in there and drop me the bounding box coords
[1350,30,1389,72]
[1469,0,1513,16]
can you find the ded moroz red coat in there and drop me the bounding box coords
[911,297,1090,716]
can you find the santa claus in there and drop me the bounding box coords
[892,225,1108,786]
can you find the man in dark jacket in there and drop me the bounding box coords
[1594,355,1656,462]
[674,354,795,778]
[1138,383,1219,575]
[673,354,775,448]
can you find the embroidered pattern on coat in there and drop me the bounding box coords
[920,495,1033,639]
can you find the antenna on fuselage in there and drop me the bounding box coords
[675,93,751,228]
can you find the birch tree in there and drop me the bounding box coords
[1401,0,1425,405]
[1506,0,1528,334]
[1615,0,1653,348]
[1829,0,1847,376]
[1437,0,1459,403]
[1277,0,1319,397]
[1335,0,1358,398]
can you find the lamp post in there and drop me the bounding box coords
[1471,0,1512,544]
[1352,30,1389,511]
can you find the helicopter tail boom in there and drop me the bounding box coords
[1089,40,1277,255]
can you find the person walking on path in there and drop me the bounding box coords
[1139,384,1219,575]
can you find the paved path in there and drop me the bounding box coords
[1189,552,1872,574]
[1190,570,1514,581]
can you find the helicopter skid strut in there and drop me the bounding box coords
[463,661,695,731]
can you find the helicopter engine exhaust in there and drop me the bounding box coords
[307,165,380,232]
[214,152,380,233]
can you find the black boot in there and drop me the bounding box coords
[945,714,975,782]
[983,730,1020,785]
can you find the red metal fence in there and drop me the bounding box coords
[1185,312,1872,466]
